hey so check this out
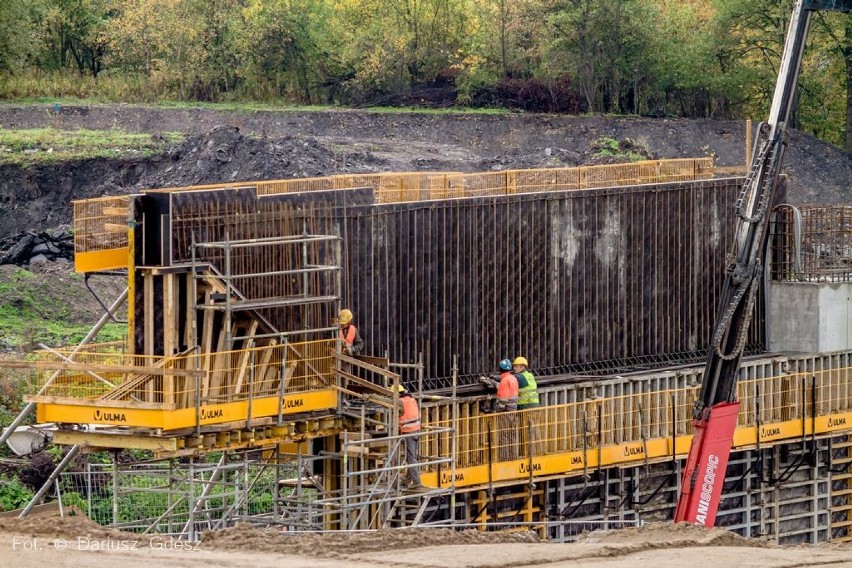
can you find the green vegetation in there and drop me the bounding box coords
[0,1,849,147]
[0,267,125,350]
[0,128,183,165]
[0,474,34,511]
[591,137,648,162]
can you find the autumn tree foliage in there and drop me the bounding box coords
[0,0,850,146]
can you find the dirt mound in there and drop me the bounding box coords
[575,521,771,548]
[202,524,538,556]
[0,514,134,540]
[140,125,388,189]
[1,107,851,242]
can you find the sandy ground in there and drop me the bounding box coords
[0,517,850,568]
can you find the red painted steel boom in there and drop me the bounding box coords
[674,0,852,526]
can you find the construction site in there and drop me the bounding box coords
[0,152,850,548]
[4,5,852,562]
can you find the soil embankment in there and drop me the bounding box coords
[0,105,851,242]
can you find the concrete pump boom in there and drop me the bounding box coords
[674,0,852,527]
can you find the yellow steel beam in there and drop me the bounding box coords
[421,410,852,489]
[36,389,338,430]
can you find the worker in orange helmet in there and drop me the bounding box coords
[395,384,423,489]
[338,308,364,356]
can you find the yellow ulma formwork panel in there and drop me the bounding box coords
[36,389,338,430]
[74,248,129,272]
[421,410,852,489]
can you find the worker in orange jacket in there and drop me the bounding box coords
[479,359,519,411]
[495,359,519,412]
[395,384,423,489]
[479,359,519,460]
[338,308,364,356]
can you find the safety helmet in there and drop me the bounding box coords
[513,356,528,367]
[393,384,407,393]
[499,359,512,371]
[339,309,353,325]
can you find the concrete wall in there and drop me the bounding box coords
[768,281,852,352]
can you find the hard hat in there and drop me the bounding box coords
[499,359,512,371]
[393,384,407,393]
[339,309,353,325]
[513,356,528,367]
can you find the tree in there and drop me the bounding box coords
[0,0,39,73]
[39,0,110,77]
[235,0,341,102]
[542,0,655,114]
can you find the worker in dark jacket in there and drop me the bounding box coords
[338,308,364,356]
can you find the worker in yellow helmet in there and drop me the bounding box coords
[513,356,539,410]
[338,308,364,356]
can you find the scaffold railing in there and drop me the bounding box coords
[71,159,715,270]
[416,365,852,486]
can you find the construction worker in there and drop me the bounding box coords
[494,359,519,461]
[338,308,364,356]
[513,356,539,410]
[395,384,423,489]
[514,355,541,457]
[495,359,519,412]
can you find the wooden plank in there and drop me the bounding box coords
[99,347,197,402]
[53,430,179,452]
[104,223,128,233]
[333,352,401,381]
[201,289,215,393]
[335,369,394,397]
[255,340,277,396]
[208,320,236,400]
[163,274,177,406]
[143,273,155,357]
[25,395,172,410]
[233,320,259,394]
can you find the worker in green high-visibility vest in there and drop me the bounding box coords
[513,356,539,410]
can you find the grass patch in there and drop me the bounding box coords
[0,127,183,165]
[0,302,126,350]
[0,97,513,116]
[0,267,126,351]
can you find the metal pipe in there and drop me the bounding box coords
[19,445,81,518]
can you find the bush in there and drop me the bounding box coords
[472,76,587,113]
[0,474,34,511]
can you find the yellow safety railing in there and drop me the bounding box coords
[71,196,130,271]
[422,366,852,473]
[27,339,335,409]
[71,159,715,270]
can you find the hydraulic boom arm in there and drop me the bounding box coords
[674,0,852,526]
